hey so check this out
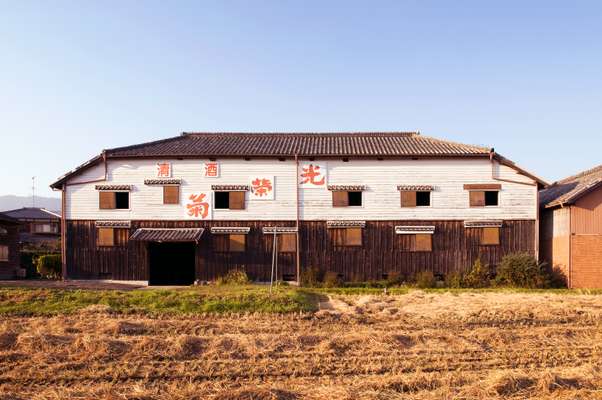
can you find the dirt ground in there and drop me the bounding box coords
[2,291,602,399]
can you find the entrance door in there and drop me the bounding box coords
[148,242,196,285]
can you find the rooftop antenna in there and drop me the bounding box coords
[31,176,36,208]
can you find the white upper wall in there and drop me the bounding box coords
[65,158,537,221]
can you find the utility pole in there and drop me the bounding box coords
[31,176,36,207]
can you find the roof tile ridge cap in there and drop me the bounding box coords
[555,164,602,184]
[416,134,491,152]
[182,131,418,137]
[106,134,187,154]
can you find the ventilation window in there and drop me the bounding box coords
[99,192,129,210]
[214,191,245,210]
[416,191,431,206]
[332,191,362,207]
[214,192,230,209]
[485,191,499,206]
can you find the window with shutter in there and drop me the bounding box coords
[229,234,246,252]
[346,228,362,246]
[279,234,297,253]
[97,228,115,247]
[229,192,246,210]
[0,245,8,261]
[99,192,116,209]
[481,227,500,245]
[413,234,432,251]
[400,191,417,207]
[163,186,180,204]
[332,191,348,207]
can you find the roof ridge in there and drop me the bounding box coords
[182,131,419,137]
[106,135,189,154]
[556,163,602,184]
[418,134,491,152]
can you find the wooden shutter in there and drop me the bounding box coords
[99,192,116,209]
[163,186,180,204]
[400,191,417,207]
[229,234,246,252]
[469,191,485,207]
[229,191,246,210]
[481,227,500,245]
[0,245,8,261]
[279,233,296,253]
[97,228,114,247]
[332,191,349,207]
[346,228,362,246]
[413,234,432,252]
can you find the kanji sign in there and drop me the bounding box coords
[204,162,220,178]
[156,162,172,178]
[299,162,327,188]
[185,193,211,219]
[250,176,275,200]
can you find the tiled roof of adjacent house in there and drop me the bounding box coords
[2,207,61,220]
[105,132,491,158]
[0,212,20,225]
[540,164,602,208]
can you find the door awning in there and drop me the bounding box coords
[130,228,204,242]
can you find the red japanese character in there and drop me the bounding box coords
[251,178,273,197]
[187,193,209,218]
[157,162,171,177]
[300,164,325,185]
[204,162,219,177]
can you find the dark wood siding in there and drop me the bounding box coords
[65,219,535,282]
[0,223,20,279]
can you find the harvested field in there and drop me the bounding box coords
[1,290,602,399]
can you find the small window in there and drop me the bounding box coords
[279,233,297,253]
[99,191,129,209]
[0,245,8,261]
[332,191,362,207]
[331,228,363,247]
[416,191,431,207]
[96,228,128,247]
[214,191,246,210]
[480,227,500,245]
[214,234,246,252]
[163,186,180,204]
[399,234,433,252]
[485,191,499,206]
[400,191,430,207]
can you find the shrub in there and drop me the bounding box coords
[444,271,464,288]
[322,271,343,288]
[36,254,62,279]
[495,253,549,288]
[385,271,404,287]
[463,258,491,288]
[548,265,568,288]
[300,266,323,287]
[216,269,249,285]
[415,270,436,289]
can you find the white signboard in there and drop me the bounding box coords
[249,176,275,200]
[203,162,220,178]
[184,192,212,220]
[299,162,327,188]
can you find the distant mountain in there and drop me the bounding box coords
[0,195,61,213]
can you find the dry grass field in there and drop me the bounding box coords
[1,289,602,399]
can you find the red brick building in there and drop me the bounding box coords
[540,165,602,288]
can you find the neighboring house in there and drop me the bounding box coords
[1,207,61,248]
[50,132,545,285]
[0,213,20,279]
[540,165,602,288]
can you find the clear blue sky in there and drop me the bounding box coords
[2,1,601,198]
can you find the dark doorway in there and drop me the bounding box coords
[148,242,196,285]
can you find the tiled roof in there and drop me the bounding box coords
[130,228,204,242]
[95,184,132,191]
[0,212,20,225]
[105,132,490,158]
[327,185,366,191]
[95,220,132,228]
[464,220,504,228]
[395,225,436,234]
[144,178,182,185]
[397,185,434,191]
[2,207,61,220]
[326,220,366,228]
[540,164,602,208]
